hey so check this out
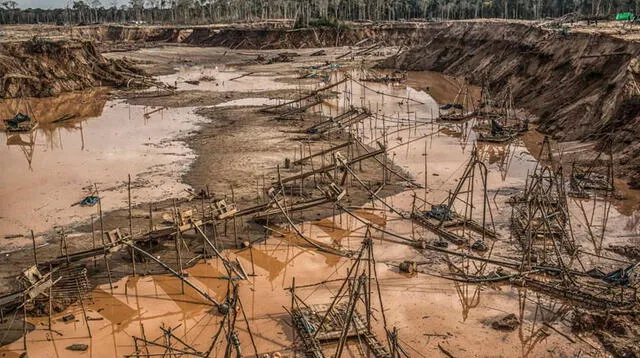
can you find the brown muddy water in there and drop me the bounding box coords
[0,59,637,357]
[0,65,298,243]
[0,91,201,242]
[156,64,299,93]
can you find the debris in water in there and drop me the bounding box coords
[471,240,488,252]
[399,260,418,274]
[491,313,520,331]
[79,196,100,207]
[66,344,89,351]
[61,314,75,322]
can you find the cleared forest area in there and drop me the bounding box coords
[1,14,640,358]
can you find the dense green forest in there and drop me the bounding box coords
[0,0,638,25]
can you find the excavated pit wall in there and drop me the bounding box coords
[173,21,640,185]
[378,22,640,186]
[3,22,640,184]
[0,39,150,98]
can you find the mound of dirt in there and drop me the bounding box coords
[382,22,640,187]
[0,38,153,98]
[490,313,520,331]
[572,309,640,357]
[607,245,640,261]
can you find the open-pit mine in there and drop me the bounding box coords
[2,18,640,358]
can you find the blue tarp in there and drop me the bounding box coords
[80,196,100,206]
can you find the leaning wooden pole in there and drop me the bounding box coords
[291,277,296,358]
[30,230,37,266]
[75,278,91,338]
[128,174,136,277]
[123,241,220,306]
[334,274,365,357]
[95,184,113,292]
[193,224,244,280]
[312,243,366,339]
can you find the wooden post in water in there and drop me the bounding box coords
[382,113,387,185]
[75,279,91,338]
[30,230,37,266]
[146,203,153,274]
[231,185,239,249]
[424,139,428,203]
[391,327,398,358]
[22,302,27,351]
[224,194,228,237]
[140,323,150,356]
[249,245,256,276]
[128,174,136,277]
[212,222,219,249]
[48,264,53,330]
[299,143,304,203]
[95,184,113,292]
[291,277,296,358]
[91,215,96,268]
[256,179,261,203]
[173,200,184,294]
[61,227,70,266]
[201,196,208,263]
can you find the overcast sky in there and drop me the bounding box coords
[14,0,125,9]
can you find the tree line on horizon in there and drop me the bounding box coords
[0,0,638,25]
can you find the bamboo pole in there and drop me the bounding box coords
[173,200,184,295]
[91,215,96,269]
[22,303,27,351]
[75,278,91,338]
[48,264,52,330]
[291,277,296,358]
[30,230,37,266]
[129,174,136,277]
[124,241,220,306]
[231,186,239,249]
[95,184,113,292]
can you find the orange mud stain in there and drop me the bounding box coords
[235,246,288,281]
[311,218,357,244]
[353,209,388,228]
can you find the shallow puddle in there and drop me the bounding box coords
[156,64,298,93]
[213,97,279,107]
[0,90,203,240]
[1,56,639,357]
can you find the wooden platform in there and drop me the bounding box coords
[411,209,498,246]
[292,303,391,358]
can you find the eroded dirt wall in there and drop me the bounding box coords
[4,22,640,184]
[380,22,640,186]
[0,39,151,98]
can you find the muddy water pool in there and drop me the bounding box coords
[1,66,638,357]
[0,65,298,244]
[0,93,201,242]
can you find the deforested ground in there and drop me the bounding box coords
[1,19,640,358]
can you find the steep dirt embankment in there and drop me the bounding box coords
[0,39,152,98]
[72,25,191,45]
[381,22,640,186]
[182,23,437,48]
[55,23,435,49]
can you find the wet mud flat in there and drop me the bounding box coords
[1,43,640,358]
[0,46,407,291]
